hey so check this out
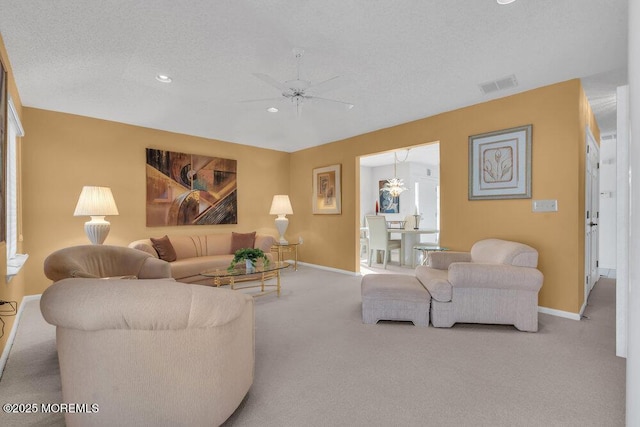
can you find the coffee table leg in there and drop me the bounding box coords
[230,277,235,290]
[214,277,221,287]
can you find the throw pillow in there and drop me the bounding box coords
[150,235,177,262]
[231,231,256,253]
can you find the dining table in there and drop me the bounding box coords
[386,228,439,266]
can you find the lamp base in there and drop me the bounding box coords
[85,216,111,245]
[275,216,289,245]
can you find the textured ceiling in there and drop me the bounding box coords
[0,0,628,152]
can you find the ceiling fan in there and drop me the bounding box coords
[243,48,354,116]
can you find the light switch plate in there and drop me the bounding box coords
[532,199,558,212]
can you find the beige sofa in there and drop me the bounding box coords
[41,277,254,427]
[129,232,277,285]
[415,239,544,331]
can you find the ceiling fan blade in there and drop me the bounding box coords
[306,95,354,110]
[252,73,289,93]
[309,76,343,94]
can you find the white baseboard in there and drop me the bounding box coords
[0,294,41,377]
[296,262,360,276]
[598,268,616,278]
[538,305,581,321]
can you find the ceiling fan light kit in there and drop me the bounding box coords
[155,74,172,83]
[244,48,354,116]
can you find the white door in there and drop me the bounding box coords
[585,128,600,306]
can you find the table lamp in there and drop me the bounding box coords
[73,186,119,244]
[269,195,293,244]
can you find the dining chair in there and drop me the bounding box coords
[366,215,401,269]
[360,227,369,258]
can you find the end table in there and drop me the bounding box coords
[271,242,299,271]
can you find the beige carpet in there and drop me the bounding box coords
[0,267,625,426]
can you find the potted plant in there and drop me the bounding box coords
[228,248,270,272]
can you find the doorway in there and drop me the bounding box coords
[358,142,440,270]
[584,127,600,311]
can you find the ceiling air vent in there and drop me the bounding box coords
[479,74,518,95]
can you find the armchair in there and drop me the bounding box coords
[415,239,544,331]
[40,278,254,426]
[44,245,171,281]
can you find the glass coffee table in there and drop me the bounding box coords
[413,245,448,267]
[200,261,290,297]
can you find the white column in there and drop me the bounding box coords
[628,0,640,424]
[617,86,629,358]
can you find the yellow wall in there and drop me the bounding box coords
[289,79,599,314]
[4,63,597,359]
[21,108,290,295]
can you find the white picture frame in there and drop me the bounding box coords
[468,125,532,200]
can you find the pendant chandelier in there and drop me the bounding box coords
[380,151,408,197]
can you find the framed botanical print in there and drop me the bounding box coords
[468,125,532,200]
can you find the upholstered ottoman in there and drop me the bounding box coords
[361,274,431,326]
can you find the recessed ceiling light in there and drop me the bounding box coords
[155,74,172,83]
[497,0,516,4]
[267,107,279,113]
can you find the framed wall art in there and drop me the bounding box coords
[146,148,237,226]
[468,124,532,200]
[378,180,400,213]
[0,58,7,242]
[312,164,341,214]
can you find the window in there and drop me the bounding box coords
[6,97,27,279]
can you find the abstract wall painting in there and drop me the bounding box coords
[378,180,400,213]
[468,125,532,200]
[146,148,237,226]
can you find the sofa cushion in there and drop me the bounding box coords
[150,235,177,262]
[415,266,452,302]
[231,232,257,253]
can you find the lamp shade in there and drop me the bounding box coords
[74,186,119,216]
[269,195,293,215]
